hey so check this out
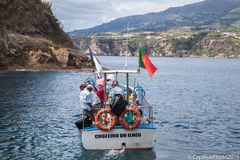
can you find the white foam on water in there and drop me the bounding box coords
[101,148,125,160]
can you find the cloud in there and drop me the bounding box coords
[49,0,204,31]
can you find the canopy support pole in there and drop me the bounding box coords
[126,73,129,105]
[104,73,107,107]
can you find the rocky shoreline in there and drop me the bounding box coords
[1,54,238,72]
[0,67,94,72]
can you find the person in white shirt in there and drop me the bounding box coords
[79,84,100,120]
[80,85,92,110]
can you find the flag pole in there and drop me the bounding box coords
[138,43,142,72]
[125,22,129,70]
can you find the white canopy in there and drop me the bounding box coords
[101,69,140,74]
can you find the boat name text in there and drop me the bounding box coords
[95,133,141,139]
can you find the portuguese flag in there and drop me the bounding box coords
[138,47,157,77]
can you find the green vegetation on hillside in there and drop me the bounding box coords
[69,0,240,36]
[0,0,90,70]
[72,28,240,58]
[0,0,72,47]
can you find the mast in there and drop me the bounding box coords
[125,22,129,70]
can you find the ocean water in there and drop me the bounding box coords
[0,57,240,160]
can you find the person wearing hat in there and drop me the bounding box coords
[107,74,116,82]
[105,74,116,95]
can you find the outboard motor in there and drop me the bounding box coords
[110,94,126,116]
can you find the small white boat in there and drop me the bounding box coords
[77,70,156,150]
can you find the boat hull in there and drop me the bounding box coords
[81,127,155,150]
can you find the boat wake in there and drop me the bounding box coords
[101,148,125,160]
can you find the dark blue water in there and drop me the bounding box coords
[0,57,240,160]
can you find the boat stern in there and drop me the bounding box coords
[81,126,155,150]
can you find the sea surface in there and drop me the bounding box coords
[0,57,240,160]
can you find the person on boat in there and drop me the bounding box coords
[108,80,123,98]
[134,99,143,116]
[106,74,116,94]
[85,79,97,91]
[96,78,105,107]
[108,80,126,116]
[132,99,149,124]
[107,74,116,82]
[76,84,94,129]
[79,84,98,120]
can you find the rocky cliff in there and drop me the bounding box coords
[0,0,90,70]
[72,29,240,58]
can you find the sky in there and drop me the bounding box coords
[46,0,204,32]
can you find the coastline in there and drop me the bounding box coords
[0,56,239,72]
[0,67,94,73]
[96,54,240,59]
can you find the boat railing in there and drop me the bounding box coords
[81,104,154,130]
